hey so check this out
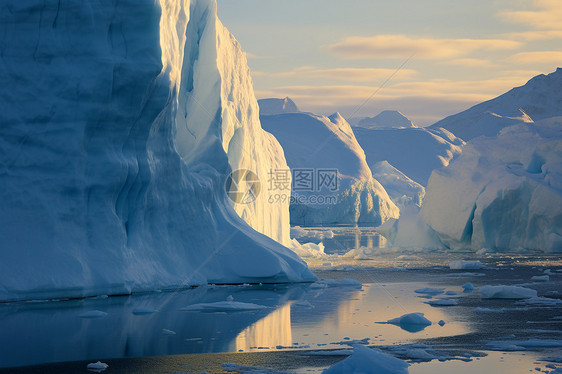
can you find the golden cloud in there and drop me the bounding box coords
[327,34,522,60]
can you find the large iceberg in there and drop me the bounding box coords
[430,68,562,141]
[0,0,314,301]
[353,126,464,186]
[261,111,399,226]
[421,118,562,252]
[355,110,416,129]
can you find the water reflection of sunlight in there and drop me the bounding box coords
[235,302,292,351]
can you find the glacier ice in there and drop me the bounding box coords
[430,68,562,141]
[421,118,562,252]
[0,0,314,301]
[260,111,399,226]
[371,160,425,209]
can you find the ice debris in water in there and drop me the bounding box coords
[322,344,409,374]
[480,285,537,299]
[449,260,484,270]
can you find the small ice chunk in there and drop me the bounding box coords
[132,307,158,315]
[438,320,446,326]
[162,329,176,335]
[445,291,457,295]
[449,260,483,270]
[462,282,474,292]
[414,287,445,295]
[87,361,108,372]
[386,312,432,333]
[180,300,266,312]
[481,285,537,299]
[426,299,458,306]
[227,295,234,302]
[322,345,409,374]
[79,310,108,319]
[530,275,549,282]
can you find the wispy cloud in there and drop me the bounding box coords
[274,67,418,82]
[508,51,562,64]
[443,58,496,68]
[500,0,562,30]
[327,34,522,60]
[502,30,562,41]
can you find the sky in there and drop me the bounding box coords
[216,0,562,126]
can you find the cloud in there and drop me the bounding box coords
[502,30,562,41]
[274,67,418,82]
[443,58,496,67]
[500,0,562,30]
[327,34,522,60]
[508,51,562,64]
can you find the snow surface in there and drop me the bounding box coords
[261,111,399,226]
[421,118,562,252]
[480,285,537,299]
[322,345,409,374]
[356,110,416,129]
[353,126,464,185]
[0,0,314,301]
[258,97,300,115]
[430,68,562,141]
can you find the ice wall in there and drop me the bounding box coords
[421,119,562,252]
[0,0,313,301]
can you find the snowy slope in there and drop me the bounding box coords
[371,161,425,209]
[261,112,399,226]
[356,110,416,129]
[0,0,314,301]
[258,97,300,115]
[353,126,464,186]
[430,68,562,141]
[421,118,562,252]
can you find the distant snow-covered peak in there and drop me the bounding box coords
[258,97,300,115]
[430,68,562,141]
[356,110,416,129]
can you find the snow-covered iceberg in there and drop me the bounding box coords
[355,110,416,129]
[371,161,425,209]
[0,0,314,301]
[261,111,399,226]
[421,118,562,252]
[353,126,464,186]
[430,68,562,141]
[258,97,300,115]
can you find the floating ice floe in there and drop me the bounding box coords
[426,298,458,307]
[385,312,432,333]
[132,307,158,315]
[322,345,409,374]
[87,361,108,372]
[449,260,484,270]
[486,339,562,351]
[180,296,267,312]
[79,310,108,319]
[462,283,474,292]
[161,329,176,335]
[414,287,445,295]
[531,275,550,282]
[480,285,537,299]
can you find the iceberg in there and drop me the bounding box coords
[353,126,464,186]
[356,110,416,129]
[421,118,562,252]
[258,97,300,115]
[260,111,399,226]
[371,161,425,209]
[0,0,314,302]
[430,68,562,141]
